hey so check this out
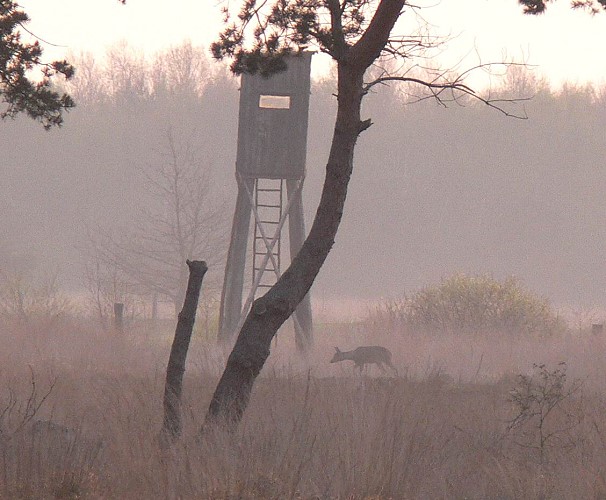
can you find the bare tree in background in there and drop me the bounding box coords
[60,51,108,106]
[86,129,229,319]
[151,41,210,98]
[497,65,551,101]
[104,41,150,102]
[0,270,73,334]
[81,243,139,331]
[62,41,212,106]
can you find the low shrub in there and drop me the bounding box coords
[366,274,566,336]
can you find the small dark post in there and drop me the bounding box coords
[161,260,208,441]
[113,302,124,333]
[592,323,603,335]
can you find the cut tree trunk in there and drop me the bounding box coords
[162,259,208,440]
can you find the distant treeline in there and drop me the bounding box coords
[1,42,605,308]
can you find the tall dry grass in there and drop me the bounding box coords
[2,313,606,498]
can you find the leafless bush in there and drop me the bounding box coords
[507,362,585,464]
[0,367,56,435]
[0,368,105,498]
[0,271,75,334]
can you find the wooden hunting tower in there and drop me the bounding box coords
[218,52,313,350]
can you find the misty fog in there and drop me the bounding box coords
[1,47,605,311]
[5,40,606,499]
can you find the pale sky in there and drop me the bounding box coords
[19,0,606,88]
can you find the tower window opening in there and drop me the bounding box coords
[259,95,291,109]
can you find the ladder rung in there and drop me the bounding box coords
[253,178,282,293]
[254,236,280,244]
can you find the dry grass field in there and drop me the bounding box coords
[2,315,606,499]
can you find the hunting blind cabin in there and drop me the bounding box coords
[218,52,313,350]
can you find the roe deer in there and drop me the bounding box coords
[330,346,398,376]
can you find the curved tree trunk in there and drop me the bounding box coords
[204,66,364,429]
[204,0,405,429]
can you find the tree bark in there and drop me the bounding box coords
[162,259,208,440]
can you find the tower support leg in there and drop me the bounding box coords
[218,177,254,344]
[286,179,314,352]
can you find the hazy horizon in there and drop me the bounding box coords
[2,50,606,318]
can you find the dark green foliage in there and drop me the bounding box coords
[0,0,75,129]
[211,0,374,75]
[519,0,606,14]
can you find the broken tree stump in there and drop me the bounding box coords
[161,260,208,441]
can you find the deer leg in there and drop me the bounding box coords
[386,360,398,377]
